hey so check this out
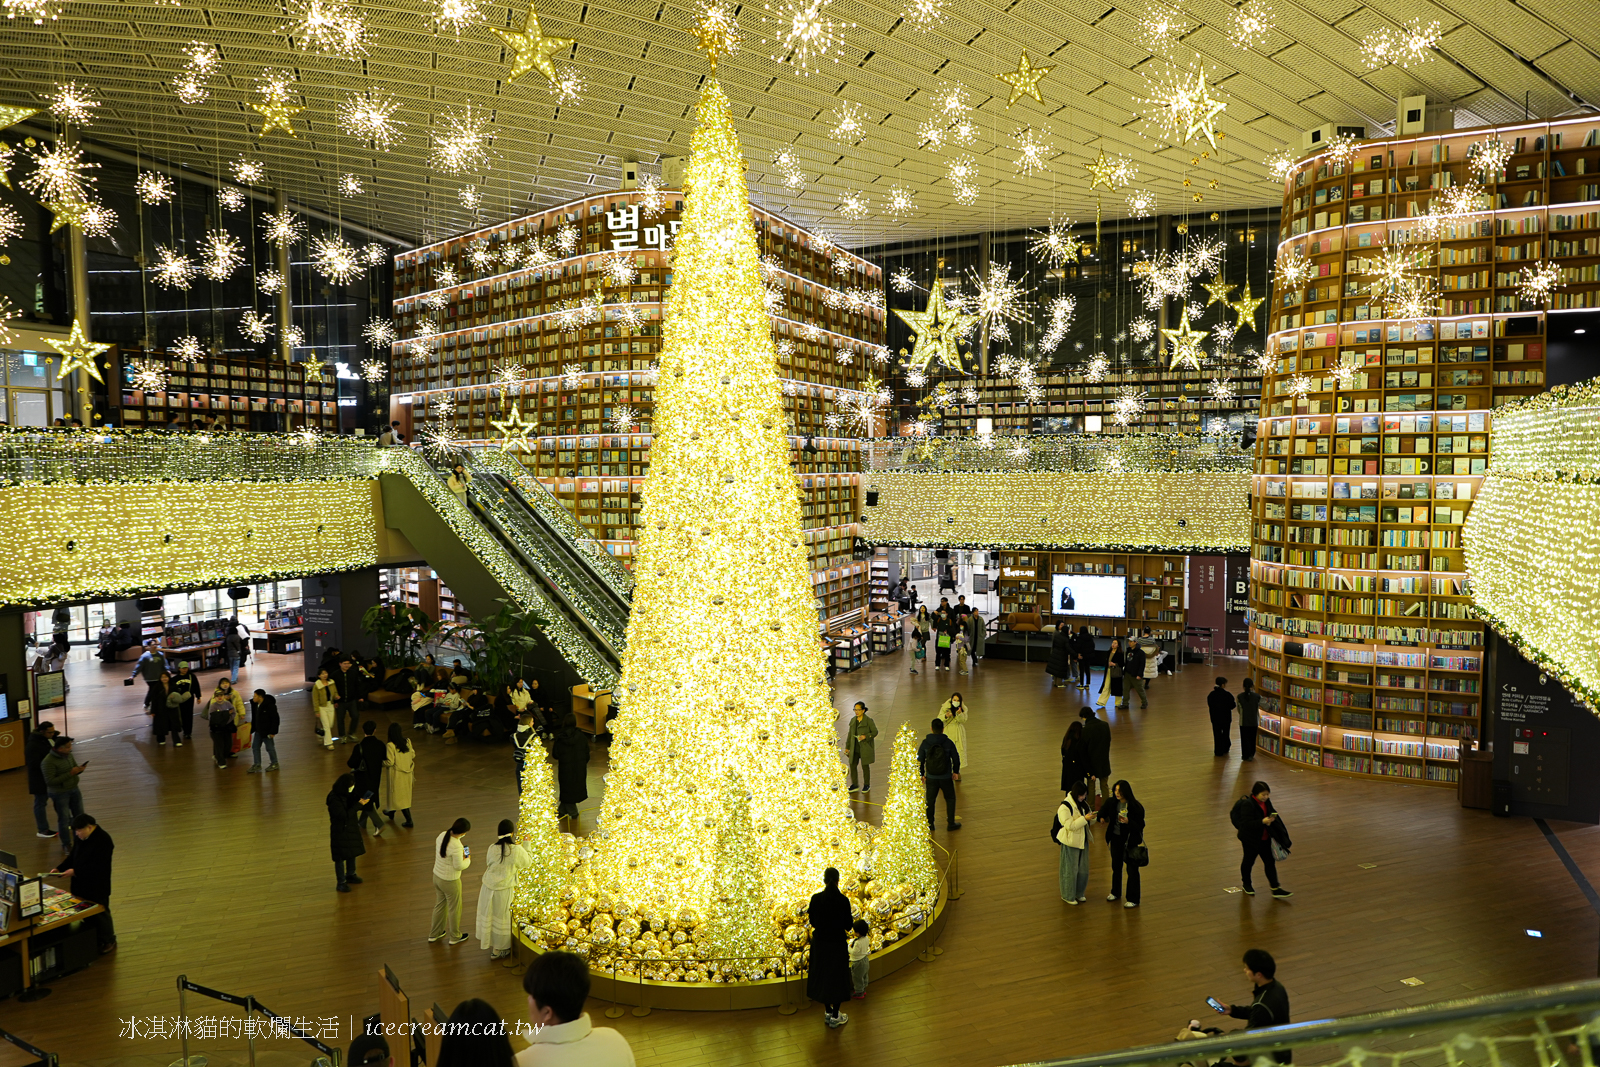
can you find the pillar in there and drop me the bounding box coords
[302,568,381,681]
[67,214,92,423]
[274,189,293,365]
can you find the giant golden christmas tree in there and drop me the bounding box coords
[585,77,862,925]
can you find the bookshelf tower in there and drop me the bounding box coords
[1246,116,1600,785]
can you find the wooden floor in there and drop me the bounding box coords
[3,644,1599,1067]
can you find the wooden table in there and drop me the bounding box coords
[0,886,105,997]
[162,641,223,670]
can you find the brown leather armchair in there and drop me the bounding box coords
[1007,612,1043,662]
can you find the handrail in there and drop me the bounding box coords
[868,432,1252,474]
[1009,978,1600,1067]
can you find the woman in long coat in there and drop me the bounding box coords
[551,713,589,822]
[1060,720,1089,792]
[327,773,368,892]
[381,722,416,828]
[806,867,855,1028]
[475,819,532,960]
[938,692,970,770]
[1096,639,1124,709]
[964,609,986,662]
[1046,627,1075,688]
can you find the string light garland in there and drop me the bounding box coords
[173,41,221,104]
[1231,0,1273,49]
[1361,20,1440,68]
[828,101,867,143]
[1517,261,1562,306]
[1011,127,1050,176]
[128,359,168,392]
[257,270,286,295]
[217,188,246,212]
[310,234,360,283]
[837,190,870,220]
[284,0,367,56]
[1126,189,1157,216]
[78,200,115,238]
[885,186,916,217]
[434,0,481,34]
[172,335,206,362]
[21,141,96,204]
[900,0,944,29]
[338,173,363,197]
[1112,386,1149,426]
[232,157,267,185]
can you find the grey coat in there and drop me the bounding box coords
[845,713,878,764]
[965,612,986,657]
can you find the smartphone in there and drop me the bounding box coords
[123,679,135,687]
[360,790,375,802]
[1207,997,1227,1014]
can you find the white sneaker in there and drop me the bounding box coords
[1106,894,1118,902]
[1064,899,1078,905]
[826,1012,849,1028]
[1124,901,1139,908]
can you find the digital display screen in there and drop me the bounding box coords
[1049,574,1127,618]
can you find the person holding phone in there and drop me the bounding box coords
[42,736,86,852]
[327,774,368,893]
[1217,948,1292,1063]
[348,722,388,837]
[430,817,472,945]
[1230,781,1292,898]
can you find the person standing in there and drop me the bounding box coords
[149,672,181,747]
[448,463,472,507]
[516,951,636,1065]
[932,607,956,671]
[806,867,854,1029]
[430,817,472,944]
[1224,949,1293,1062]
[248,690,281,772]
[378,420,405,447]
[964,608,986,667]
[1047,626,1075,688]
[917,717,962,832]
[224,626,245,685]
[1231,781,1293,898]
[205,687,238,769]
[1142,637,1161,690]
[476,820,532,960]
[170,663,200,744]
[130,642,168,713]
[1209,677,1238,757]
[1054,782,1092,904]
[49,813,116,953]
[333,657,363,742]
[844,701,877,794]
[551,713,589,823]
[1123,643,1149,710]
[938,692,969,771]
[312,668,339,749]
[381,723,416,828]
[1096,779,1145,908]
[1078,706,1112,804]
[1096,638,1123,709]
[1060,720,1088,794]
[216,679,248,755]
[327,774,368,892]
[26,720,58,839]
[849,919,871,1000]
[513,712,537,791]
[43,735,86,851]
[910,606,931,674]
[1238,679,1261,761]
[349,722,388,836]
[1072,626,1096,688]
[48,812,115,953]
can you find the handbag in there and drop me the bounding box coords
[1128,842,1151,867]
[937,633,951,648]
[1271,840,1289,861]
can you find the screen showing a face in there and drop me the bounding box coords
[1050,574,1127,618]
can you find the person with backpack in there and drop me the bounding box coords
[1052,781,1093,904]
[917,717,962,832]
[1208,677,1238,757]
[349,722,388,836]
[1238,679,1261,761]
[170,662,200,743]
[1231,781,1292,898]
[206,688,239,769]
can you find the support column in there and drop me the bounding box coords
[1155,215,1173,343]
[274,189,293,364]
[977,232,991,378]
[67,217,92,423]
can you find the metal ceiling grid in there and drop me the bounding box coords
[2,0,1599,249]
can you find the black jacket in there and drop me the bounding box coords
[1231,795,1292,849]
[252,696,281,736]
[805,887,854,1005]
[1125,646,1148,678]
[1208,687,1237,721]
[171,673,199,708]
[1072,630,1096,661]
[1238,690,1261,727]
[348,736,387,793]
[25,731,54,795]
[333,664,363,703]
[1096,796,1145,846]
[916,733,961,778]
[1080,714,1111,777]
[59,826,114,906]
[1046,629,1075,676]
[1060,737,1089,792]
[1229,979,1292,1063]
[553,727,590,804]
[327,787,367,862]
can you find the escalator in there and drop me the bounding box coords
[375,448,631,692]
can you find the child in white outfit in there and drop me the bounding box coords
[849,919,870,999]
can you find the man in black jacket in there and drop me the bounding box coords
[248,690,281,772]
[1077,706,1112,804]
[26,721,58,839]
[1208,677,1237,756]
[916,718,962,832]
[333,657,363,742]
[1225,948,1292,1063]
[1071,627,1096,688]
[1123,644,1149,710]
[50,813,116,953]
[348,722,387,837]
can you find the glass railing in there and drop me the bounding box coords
[868,432,1254,473]
[1010,979,1600,1067]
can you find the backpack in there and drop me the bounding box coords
[208,703,233,731]
[924,737,952,777]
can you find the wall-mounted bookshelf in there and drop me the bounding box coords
[110,346,339,432]
[996,550,1189,641]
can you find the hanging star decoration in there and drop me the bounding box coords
[0,106,38,131]
[997,49,1053,107]
[491,403,536,452]
[47,318,109,384]
[1202,278,1236,307]
[1160,305,1208,370]
[1174,67,1226,150]
[1083,148,1134,242]
[492,1,575,84]
[43,198,89,234]
[894,258,978,373]
[251,78,304,137]
[1228,280,1265,331]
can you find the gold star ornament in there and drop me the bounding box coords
[1083,149,1128,192]
[894,262,978,374]
[1229,281,1265,332]
[43,197,88,234]
[492,2,575,85]
[1177,68,1226,150]
[997,49,1054,108]
[1160,305,1207,370]
[691,3,739,71]
[47,318,109,384]
[251,97,304,137]
[0,105,38,130]
[1202,278,1236,307]
[492,403,536,452]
